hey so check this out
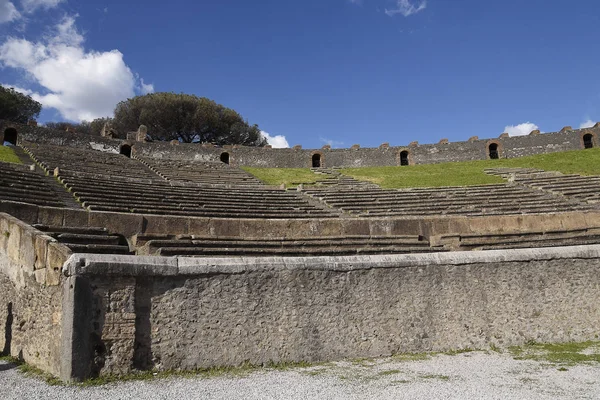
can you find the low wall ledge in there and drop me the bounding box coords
[63,244,600,277]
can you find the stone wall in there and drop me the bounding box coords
[3,119,599,168]
[3,201,600,243]
[0,213,72,377]
[62,246,600,380]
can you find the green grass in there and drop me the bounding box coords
[0,146,22,164]
[508,340,600,366]
[242,148,600,189]
[342,148,600,188]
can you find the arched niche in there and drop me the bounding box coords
[310,151,324,168]
[486,140,502,159]
[3,127,17,146]
[220,152,230,164]
[583,133,595,149]
[120,144,132,158]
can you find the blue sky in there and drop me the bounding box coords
[1,0,600,148]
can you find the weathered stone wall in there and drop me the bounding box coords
[63,246,600,379]
[3,119,599,168]
[0,213,71,377]
[3,201,600,243]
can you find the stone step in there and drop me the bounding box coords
[33,225,109,235]
[49,233,122,245]
[157,245,444,257]
[65,244,133,255]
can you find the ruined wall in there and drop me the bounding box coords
[3,119,599,167]
[0,213,71,377]
[63,246,600,379]
[131,125,600,167]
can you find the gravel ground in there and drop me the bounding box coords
[2,351,600,400]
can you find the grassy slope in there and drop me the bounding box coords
[342,148,600,188]
[243,148,600,189]
[242,167,327,187]
[0,146,22,164]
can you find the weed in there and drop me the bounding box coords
[378,369,401,376]
[509,340,600,366]
[421,374,450,381]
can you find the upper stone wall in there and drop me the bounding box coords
[3,119,599,168]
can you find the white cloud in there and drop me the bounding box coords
[503,122,540,137]
[319,137,344,148]
[139,78,154,95]
[385,0,427,17]
[0,0,20,23]
[261,130,289,148]
[580,119,596,129]
[0,15,150,122]
[20,0,64,13]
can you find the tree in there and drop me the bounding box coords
[44,118,110,136]
[112,92,267,146]
[0,85,42,123]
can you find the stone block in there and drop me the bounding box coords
[379,142,390,149]
[38,207,63,227]
[211,218,241,237]
[0,201,39,224]
[89,212,143,238]
[34,268,46,285]
[188,217,212,236]
[61,209,89,227]
[409,141,419,147]
[142,215,189,235]
[46,242,72,270]
[560,126,572,133]
[499,133,510,138]
[34,234,50,270]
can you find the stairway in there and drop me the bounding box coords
[34,225,133,255]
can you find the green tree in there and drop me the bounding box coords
[0,85,42,123]
[112,92,267,146]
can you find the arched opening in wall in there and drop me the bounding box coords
[312,153,321,168]
[400,151,409,166]
[583,134,594,149]
[488,143,499,159]
[3,128,17,146]
[120,144,132,158]
[220,152,230,164]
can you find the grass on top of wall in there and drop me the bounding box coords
[341,148,600,189]
[0,146,22,164]
[242,167,327,188]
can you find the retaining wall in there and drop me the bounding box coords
[2,201,600,242]
[0,213,71,376]
[60,246,600,380]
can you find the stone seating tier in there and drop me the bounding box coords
[22,143,337,219]
[33,225,133,255]
[138,234,441,257]
[137,157,263,186]
[304,184,593,217]
[0,161,68,208]
[439,228,600,251]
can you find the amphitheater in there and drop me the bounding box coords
[2,120,600,383]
